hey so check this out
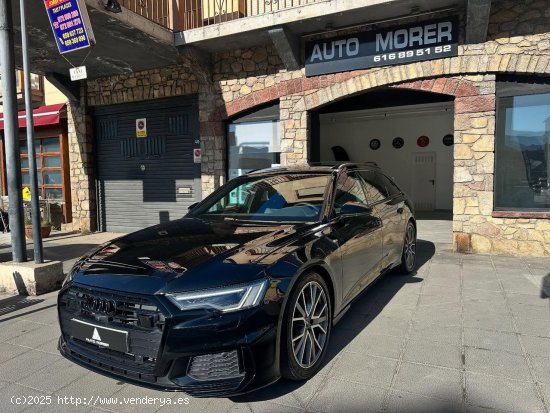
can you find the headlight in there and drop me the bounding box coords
[166,279,268,313]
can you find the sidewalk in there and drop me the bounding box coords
[0,227,549,412]
[0,231,123,275]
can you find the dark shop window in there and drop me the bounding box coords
[495,91,550,211]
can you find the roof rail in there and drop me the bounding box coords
[308,161,379,169]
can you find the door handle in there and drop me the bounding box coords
[397,207,404,214]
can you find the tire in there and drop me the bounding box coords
[281,272,332,381]
[398,221,417,274]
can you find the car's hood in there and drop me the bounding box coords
[72,217,318,294]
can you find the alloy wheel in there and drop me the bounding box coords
[291,281,329,369]
[404,224,416,270]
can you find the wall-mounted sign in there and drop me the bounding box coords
[392,137,404,149]
[69,65,87,81]
[305,16,458,77]
[369,139,381,150]
[443,134,454,146]
[193,148,202,163]
[136,118,147,138]
[417,135,430,147]
[44,0,95,54]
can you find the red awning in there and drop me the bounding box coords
[0,103,66,130]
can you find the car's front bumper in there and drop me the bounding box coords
[58,284,281,397]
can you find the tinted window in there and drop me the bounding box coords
[193,173,330,222]
[359,170,387,203]
[334,173,369,214]
[377,173,402,198]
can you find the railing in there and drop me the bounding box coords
[120,0,323,31]
[120,0,173,29]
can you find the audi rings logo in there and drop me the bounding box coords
[82,295,117,315]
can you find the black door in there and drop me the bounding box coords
[361,170,407,268]
[329,172,383,304]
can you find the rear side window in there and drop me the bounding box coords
[333,173,369,214]
[359,170,387,203]
[376,173,402,198]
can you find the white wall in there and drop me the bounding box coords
[320,102,454,210]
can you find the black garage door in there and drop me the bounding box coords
[94,97,200,233]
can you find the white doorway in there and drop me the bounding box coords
[412,152,436,211]
[318,101,454,212]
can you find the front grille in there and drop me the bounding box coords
[188,350,243,381]
[59,285,165,378]
[64,285,165,330]
[177,377,245,396]
[66,340,156,382]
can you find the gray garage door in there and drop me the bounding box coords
[94,97,200,233]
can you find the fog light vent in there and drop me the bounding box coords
[188,350,242,381]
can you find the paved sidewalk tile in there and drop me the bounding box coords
[55,373,126,401]
[307,378,386,413]
[529,355,550,385]
[386,390,464,413]
[402,339,463,369]
[462,312,515,333]
[0,321,44,343]
[346,331,404,359]
[0,383,50,413]
[17,358,90,394]
[0,343,31,364]
[464,347,531,381]
[465,372,544,413]
[329,352,398,388]
[393,362,463,403]
[8,325,61,349]
[520,335,550,358]
[408,322,462,345]
[463,328,523,354]
[0,350,59,383]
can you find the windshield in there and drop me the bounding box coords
[191,173,332,222]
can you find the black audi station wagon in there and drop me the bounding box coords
[58,163,416,397]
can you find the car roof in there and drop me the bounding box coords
[246,162,381,176]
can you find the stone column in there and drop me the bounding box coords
[453,75,496,253]
[198,81,226,196]
[280,95,308,165]
[66,85,96,232]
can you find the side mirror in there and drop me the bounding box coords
[340,202,372,216]
[188,202,199,211]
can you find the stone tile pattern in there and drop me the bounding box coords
[80,0,550,254]
[0,251,549,413]
[66,99,96,232]
[87,67,199,106]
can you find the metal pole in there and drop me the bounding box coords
[20,0,43,263]
[0,0,27,262]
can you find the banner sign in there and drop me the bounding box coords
[44,0,95,54]
[305,16,458,77]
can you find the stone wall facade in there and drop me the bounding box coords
[66,93,96,233]
[79,0,550,255]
